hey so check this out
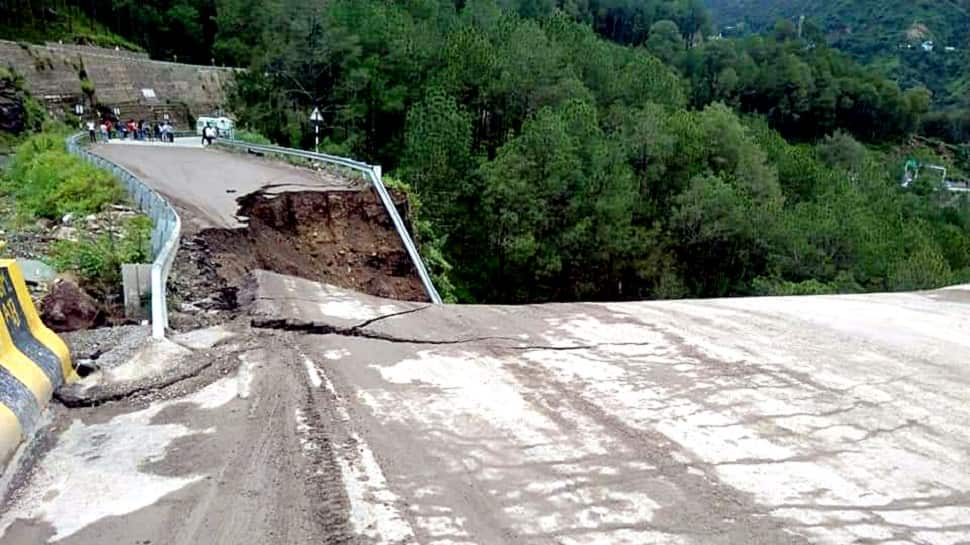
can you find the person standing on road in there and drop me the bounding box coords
[202,123,216,147]
[99,120,108,142]
[87,119,96,143]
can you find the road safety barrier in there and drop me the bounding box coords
[214,140,443,304]
[66,133,181,339]
[0,260,75,465]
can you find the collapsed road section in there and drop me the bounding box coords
[91,143,428,323]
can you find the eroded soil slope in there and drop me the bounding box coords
[172,188,426,318]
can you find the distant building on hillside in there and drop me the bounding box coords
[921,40,935,52]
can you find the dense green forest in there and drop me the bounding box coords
[2,0,969,303]
[226,0,970,302]
[704,0,970,111]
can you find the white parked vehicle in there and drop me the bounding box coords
[196,116,235,138]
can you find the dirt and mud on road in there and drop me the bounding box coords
[2,273,970,545]
[0,319,359,545]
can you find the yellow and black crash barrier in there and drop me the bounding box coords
[0,259,76,465]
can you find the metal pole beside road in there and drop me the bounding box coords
[310,107,322,154]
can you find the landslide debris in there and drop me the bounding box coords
[170,188,427,328]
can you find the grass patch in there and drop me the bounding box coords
[48,216,152,296]
[1,128,153,302]
[0,131,124,224]
[233,129,272,145]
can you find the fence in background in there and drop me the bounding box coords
[65,133,181,339]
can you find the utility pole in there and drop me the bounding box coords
[309,107,323,154]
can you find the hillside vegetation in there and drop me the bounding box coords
[705,0,970,109]
[0,2,141,51]
[227,0,966,302]
[1,0,968,304]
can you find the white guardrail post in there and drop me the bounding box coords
[215,140,443,304]
[65,133,181,339]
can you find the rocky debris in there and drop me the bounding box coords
[55,321,253,408]
[1,227,50,262]
[61,323,150,371]
[4,204,142,256]
[4,203,148,313]
[67,204,140,237]
[40,276,104,332]
[51,225,78,241]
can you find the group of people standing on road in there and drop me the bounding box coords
[86,118,177,143]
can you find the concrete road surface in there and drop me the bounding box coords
[2,273,969,545]
[93,142,356,231]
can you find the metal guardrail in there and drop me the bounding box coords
[65,133,181,339]
[215,140,443,304]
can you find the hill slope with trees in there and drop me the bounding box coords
[704,0,970,109]
[2,0,968,303]
[225,0,966,302]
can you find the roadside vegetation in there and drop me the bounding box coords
[231,129,272,145]
[0,129,151,300]
[1,132,123,223]
[47,216,152,297]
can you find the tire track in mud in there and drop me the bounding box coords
[500,344,813,545]
[283,337,359,545]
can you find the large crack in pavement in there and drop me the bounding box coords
[251,299,665,352]
[252,314,664,352]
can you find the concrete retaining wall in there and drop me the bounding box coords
[0,40,235,124]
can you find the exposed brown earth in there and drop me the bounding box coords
[90,143,429,330]
[170,188,427,325]
[208,189,425,301]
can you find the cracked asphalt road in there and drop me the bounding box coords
[92,142,357,231]
[2,272,969,545]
